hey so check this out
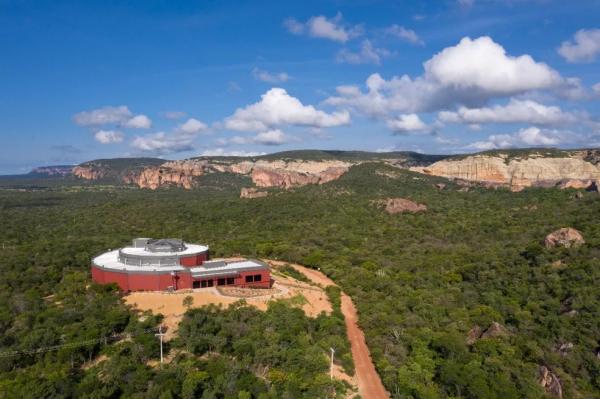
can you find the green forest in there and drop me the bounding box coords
[0,162,598,398]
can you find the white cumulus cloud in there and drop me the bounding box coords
[438,99,577,126]
[386,114,429,134]
[558,29,600,63]
[469,127,564,151]
[252,68,290,83]
[384,25,424,46]
[325,36,565,130]
[123,114,152,129]
[424,36,561,94]
[73,106,132,126]
[337,40,391,65]
[73,105,151,129]
[284,13,362,43]
[178,118,208,134]
[218,129,295,146]
[200,148,266,157]
[253,129,292,145]
[224,88,350,132]
[131,132,194,155]
[94,130,124,144]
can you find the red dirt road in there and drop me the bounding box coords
[276,262,389,399]
[341,293,389,399]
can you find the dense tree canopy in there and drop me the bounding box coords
[0,163,598,398]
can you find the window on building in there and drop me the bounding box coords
[245,275,253,283]
[217,278,225,286]
[226,277,234,285]
[254,274,262,282]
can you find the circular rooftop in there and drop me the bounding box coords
[94,238,209,269]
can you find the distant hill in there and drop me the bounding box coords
[414,147,600,191]
[193,149,448,165]
[72,157,166,182]
[28,165,74,177]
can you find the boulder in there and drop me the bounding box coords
[240,187,268,199]
[556,179,592,190]
[480,322,509,339]
[538,366,563,398]
[466,326,483,345]
[434,183,446,190]
[467,322,509,344]
[380,198,427,214]
[544,228,585,249]
[555,342,574,356]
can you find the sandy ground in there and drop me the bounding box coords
[124,259,387,398]
[124,271,331,340]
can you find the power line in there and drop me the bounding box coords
[0,327,160,359]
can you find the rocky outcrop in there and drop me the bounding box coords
[556,179,596,190]
[467,322,509,344]
[123,160,209,189]
[120,159,353,190]
[250,161,351,189]
[538,366,563,398]
[466,326,483,345]
[240,187,268,199]
[378,198,427,214]
[555,342,574,356]
[72,165,106,180]
[544,228,585,248]
[480,322,509,339]
[412,153,600,191]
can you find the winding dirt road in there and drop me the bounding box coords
[340,293,389,399]
[277,262,390,399]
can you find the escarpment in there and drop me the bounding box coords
[72,165,107,180]
[412,151,600,191]
[76,158,354,190]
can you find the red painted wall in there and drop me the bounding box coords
[179,251,209,267]
[128,273,160,291]
[236,270,272,288]
[92,263,270,292]
[92,266,131,291]
[178,272,192,289]
[91,265,104,283]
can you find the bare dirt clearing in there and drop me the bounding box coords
[124,269,331,340]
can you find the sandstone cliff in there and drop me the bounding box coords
[72,165,107,180]
[412,151,600,191]
[71,150,445,190]
[77,158,354,190]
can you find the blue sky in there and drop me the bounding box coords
[1,0,600,173]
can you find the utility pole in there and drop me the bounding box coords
[330,347,335,380]
[155,326,165,365]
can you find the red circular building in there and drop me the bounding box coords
[91,238,270,291]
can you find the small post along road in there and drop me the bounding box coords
[279,262,390,399]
